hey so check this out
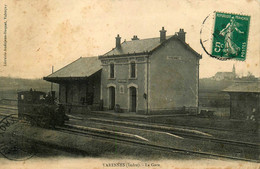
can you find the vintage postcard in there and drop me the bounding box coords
[0,0,259,169]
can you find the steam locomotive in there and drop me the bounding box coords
[17,89,69,128]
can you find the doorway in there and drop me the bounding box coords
[129,87,137,112]
[109,86,115,110]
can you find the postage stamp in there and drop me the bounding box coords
[211,12,250,61]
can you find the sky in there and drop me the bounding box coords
[0,0,259,79]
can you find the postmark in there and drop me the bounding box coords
[0,114,36,161]
[200,12,250,61]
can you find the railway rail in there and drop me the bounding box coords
[0,105,257,134]
[89,111,258,134]
[57,124,259,163]
[0,106,259,149]
[0,106,18,118]
[87,118,259,149]
[0,106,18,111]
[0,105,259,162]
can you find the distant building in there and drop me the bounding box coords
[239,72,258,81]
[223,82,260,121]
[44,28,202,114]
[213,65,236,81]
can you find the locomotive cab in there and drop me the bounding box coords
[18,90,46,114]
[18,89,68,128]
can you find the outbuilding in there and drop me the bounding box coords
[44,57,102,113]
[223,82,260,121]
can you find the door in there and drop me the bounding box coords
[109,87,115,110]
[130,87,137,112]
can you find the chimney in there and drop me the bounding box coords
[160,27,167,43]
[131,35,139,40]
[115,34,121,48]
[177,28,186,42]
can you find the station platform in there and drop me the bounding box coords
[91,110,189,119]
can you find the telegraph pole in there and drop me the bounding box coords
[51,66,54,91]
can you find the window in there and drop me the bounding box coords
[130,61,136,78]
[39,95,44,100]
[110,63,114,78]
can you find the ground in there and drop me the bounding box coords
[0,104,259,169]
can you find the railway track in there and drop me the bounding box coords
[57,124,259,162]
[0,115,258,162]
[87,118,259,149]
[0,105,258,145]
[0,106,18,111]
[89,111,258,134]
[0,105,259,162]
[0,105,257,134]
[0,106,258,149]
[0,106,18,117]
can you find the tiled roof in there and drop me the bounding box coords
[45,57,102,78]
[223,82,260,93]
[104,36,172,56]
[103,35,201,58]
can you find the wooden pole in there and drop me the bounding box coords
[51,66,54,91]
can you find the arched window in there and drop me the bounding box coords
[110,63,114,78]
[130,61,136,78]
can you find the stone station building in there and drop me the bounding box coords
[44,27,202,114]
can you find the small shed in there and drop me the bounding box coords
[223,82,260,121]
[44,57,102,113]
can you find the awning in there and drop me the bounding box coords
[43,57,102,83]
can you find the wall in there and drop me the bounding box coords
[91,71,101,105]
[100,56,147,113]
[58,71,101,113]
[149,38,199,114]
[59,82,86,105]
[59,84,66,103]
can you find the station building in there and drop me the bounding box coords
[44,27,202,114]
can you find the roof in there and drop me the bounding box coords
[214,72,235,78]
[101,35,201,58]
[215,72,234,75]
[223,82,260,93]
[18,91,46,95]
[44,57,102,82]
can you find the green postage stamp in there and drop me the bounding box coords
[211,12,250,61]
